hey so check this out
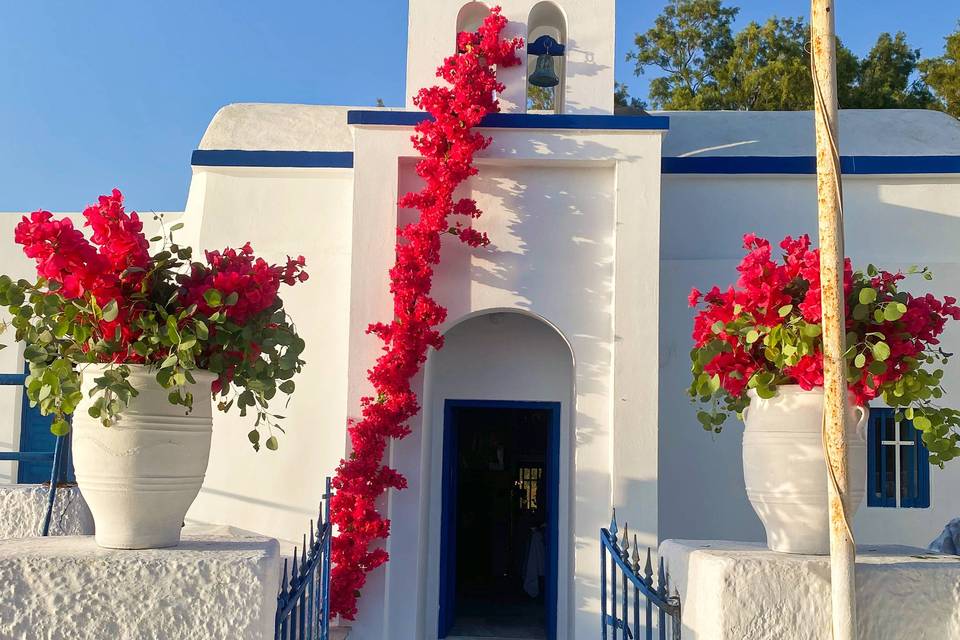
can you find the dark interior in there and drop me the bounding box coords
[449,406,550,639]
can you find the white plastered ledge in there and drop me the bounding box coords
[0,532,280,640]
[0,485,93,539]
[660,539,960,640]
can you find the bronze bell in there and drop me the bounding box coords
[528,53,559,88]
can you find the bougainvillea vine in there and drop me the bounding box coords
[328,8,522,619]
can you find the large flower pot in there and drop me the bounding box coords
[742,385,868,555]
[72,364,215,549]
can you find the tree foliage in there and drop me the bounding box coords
[921,22,960,117]
[629,0,955,114]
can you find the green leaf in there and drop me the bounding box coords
[778,305,793,317]
[746,329,760,344]
[247,429,260,445]
[279,380,296,394]
[852,304,869,320]
[883,304,905,322]
[195,321,209,341]
[50,418,70,436]
[102,300,119,323]
[169,222,185,232]
[854,353,866,369]
[160,354,179,369]
[913,415,932,431]
[265,436,279,451]
[203,289,223,307]
[872,341,891,362]
[225,292,239,307]
[858,288,877,305]
[867,360,887,375]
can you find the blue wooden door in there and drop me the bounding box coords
[438,399,560,640]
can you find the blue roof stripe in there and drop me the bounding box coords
[346,110,671,130]
[662,155,960,175]
[190,150,354,168]
[190,149,960,175]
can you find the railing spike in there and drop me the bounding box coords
[621,522,630,559]
[281,558,289,592]
[643,548,654,586]
[310,518,315,548]
[631,535,641,573]
[657,556,667,597]
[291,547,299,584]
[302,535,308,570]
[609,507,618,545]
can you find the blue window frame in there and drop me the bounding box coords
[3,367,74,484]
[867,408,930,508]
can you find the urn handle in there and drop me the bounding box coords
[853,405,869,441]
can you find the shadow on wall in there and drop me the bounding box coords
[572,472,659,637]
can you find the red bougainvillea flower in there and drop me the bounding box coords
[328,7,522,620]
[688,233,960,448]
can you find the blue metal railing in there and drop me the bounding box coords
[0,371,70,536]
[276,477,334,640]
[601,509,681,640]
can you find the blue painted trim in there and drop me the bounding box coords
[662,155,960,175]
[527,35,565,56]
[347,110,671,131]
[0,451,55,463]
[438,399,561,640]
[0,373,27,385]
[190,150,354,168]
[188,148,960,176]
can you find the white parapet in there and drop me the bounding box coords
[0,485,94,539]
[0,532,280,639]
[660,539,960,639]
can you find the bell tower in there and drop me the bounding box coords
[404,0,616,115]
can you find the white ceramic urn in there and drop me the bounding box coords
[742,385,868,555]
[72,363,215,549]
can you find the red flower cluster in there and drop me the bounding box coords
[183,243,307,325]
[690,234,960,406]
[15,190,307,366]
[328,8,522,620]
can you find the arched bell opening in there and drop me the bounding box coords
[456,1,491,46]
[526,1,567,114]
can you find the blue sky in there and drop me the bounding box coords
[0,1,957,212]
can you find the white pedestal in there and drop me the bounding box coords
[0,485,94,538]
[0,532,280,640]
[660,539,960,640]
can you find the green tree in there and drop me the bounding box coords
[614,82,647,112]
[920,23,960,118]
[713,17,812,110]
[629,0,940,112]
[627,0,738,110]
[848,32,935,109]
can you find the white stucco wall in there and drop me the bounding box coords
[181,165,354,545]
[658,173,960,549]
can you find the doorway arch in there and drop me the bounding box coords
[427,310,574,640]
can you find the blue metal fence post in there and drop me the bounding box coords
[40,433,69,536]
[321,477,332,640]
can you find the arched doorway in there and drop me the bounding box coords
[429,311,573,640]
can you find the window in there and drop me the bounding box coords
[867,407,930,508]
[516,466,543,512]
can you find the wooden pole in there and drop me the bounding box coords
[810,1,857,638]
